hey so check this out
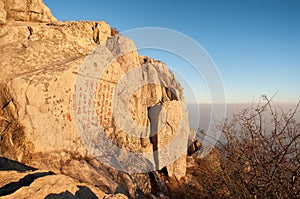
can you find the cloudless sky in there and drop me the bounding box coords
[44,0,300,104]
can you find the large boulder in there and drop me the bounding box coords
[0,0,191,197]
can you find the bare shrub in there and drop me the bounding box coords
[218,97,300,198]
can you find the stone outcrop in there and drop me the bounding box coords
[187,129,202,156]
[0,158,127,198]
[0,0,192,198]
[1,0,56,23]
[161,146,230,198]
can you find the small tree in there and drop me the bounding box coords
[218,96,300,198]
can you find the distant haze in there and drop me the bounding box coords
[188,103,300,145]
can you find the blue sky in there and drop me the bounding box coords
[44,0,300,104]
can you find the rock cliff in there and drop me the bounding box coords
[0,0,200,198]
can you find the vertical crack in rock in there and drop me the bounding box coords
[165,87,178,101]
[92,22,100,44]
[148,104,162,170]
[27,26,33,40]
[148,171,168,197]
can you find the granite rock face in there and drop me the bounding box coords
[0,0,192,198]
[0,0,6,24]
[88,36,189,177]
[1,0,56,23]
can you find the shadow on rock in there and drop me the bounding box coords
[0,157,37,172]
[0,171,54,196]
[44,185,98,199]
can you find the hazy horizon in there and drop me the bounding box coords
[187,102,300,130]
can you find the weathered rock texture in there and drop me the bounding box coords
[0,0,6,24]
[1,0,55,23]
[161,146,230,199]
[85,36,189,177]
[0,0,191,198]
[0,158,127,198]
